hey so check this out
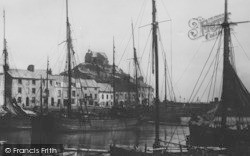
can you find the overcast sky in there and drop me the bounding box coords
[0,0,250,101]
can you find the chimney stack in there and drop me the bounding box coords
[27,65,35,72]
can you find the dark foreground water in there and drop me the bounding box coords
[0,124,189,155]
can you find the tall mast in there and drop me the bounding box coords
[221,0,230,128]
[66,0,72,117]
[164,58,167,102]
[128,66,131,104]
[40,76,43,114]
[112,37,116,106]
[152,0,160,148]
[3,10,9,106]
[131,22,139,105]
[45,58,49,111]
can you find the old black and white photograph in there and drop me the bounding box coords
[0,0,250,155]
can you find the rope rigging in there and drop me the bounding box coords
[232,32,250,61]
[188,29,222,102]
[158,27,176,101]
[117,0,148,68]
[194,32,223,102]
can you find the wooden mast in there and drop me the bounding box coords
[221,0,230,128]
[3,10,9,107]
[40,76,43,114]
[112,37,116,106]
[131,22,139,105]
[152,0,160,148]
[164,58,167,102]
[66,0,72,117]
[45,58,49,112]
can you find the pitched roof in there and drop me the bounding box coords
[79,79,98,88]
[98,83,113,92]
[8,69,53,80]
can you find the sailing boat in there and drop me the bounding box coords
[32,0,140,133]
[188,0,250,149]
[0,10,36,130]
[110,22,150,119]
[110,0,172,155]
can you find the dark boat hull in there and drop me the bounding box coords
[32,115,140,133]
[188,124,250,147]
[54,117,140,132]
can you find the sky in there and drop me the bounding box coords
[0,0,250,101]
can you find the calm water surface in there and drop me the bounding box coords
[0,124,189,155]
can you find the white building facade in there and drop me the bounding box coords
[98,83,113,108]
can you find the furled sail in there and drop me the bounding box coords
[218,58,250,117]
[2,98,36,117]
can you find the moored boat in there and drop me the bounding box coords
[0,10,36,131]
[187,0,250,150]
[32,0,140,133]
[110,0,180,155]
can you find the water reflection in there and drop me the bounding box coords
[0,124,189,155]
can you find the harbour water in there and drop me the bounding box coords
[0,124,189,155]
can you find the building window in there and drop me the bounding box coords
[85,94,87,98]
[51,98,54,106]
[43,97,48,105]
[50,80,53,86]
[32,97,35,103]
[111,95,113,99]
[72,91,76,97]
[95,88,97,90]
[106,94,108,99]
[102,94,104,99]
[95,94,97,99]
[26,97,29,106]
[56,82,61,86]
[89,100,93,105]
[90,94,92,99]
[18,79,22,84]
[57,99,61,107]
[18,97,22,103]
[58,90,61,97]
[111,102,113,106]
[63,99,67,106]
[71,99,75,104]
[18,87,22,94]
[32,79,36,85]
[95,102,98,106]
[106,102,108,107]
[84,87,87,90]
[32,88,36,94]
